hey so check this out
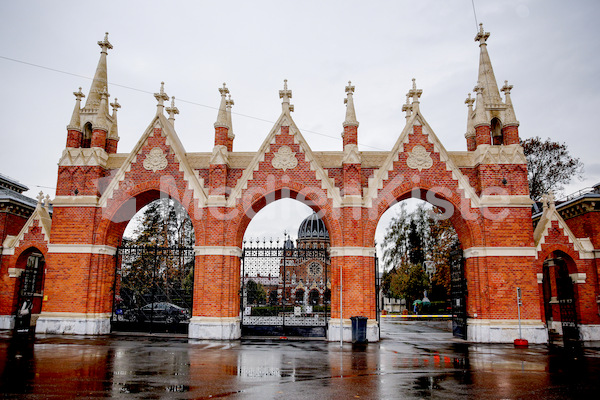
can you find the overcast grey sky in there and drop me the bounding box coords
[1,0,599,245]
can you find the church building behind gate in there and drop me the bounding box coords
[1,26,599,344]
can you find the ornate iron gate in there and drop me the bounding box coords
[556,258,582,352]
[450,248,467,339]
[111,245,194,333]
[240,238,330,337]
[14,252,45,332]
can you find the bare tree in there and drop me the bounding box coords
[521,136,584,201]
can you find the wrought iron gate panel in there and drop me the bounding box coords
[556,260,581,351]
[111,245,194,333]
[14,252,45,332]
[241,239,330,337]
[450,248,467,339]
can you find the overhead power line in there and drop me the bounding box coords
[0,54,391,150]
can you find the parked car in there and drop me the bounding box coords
[125,302,190,324]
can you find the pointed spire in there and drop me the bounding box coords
[407,78,422,113]
[166,96,179,126]
[84,32,112,109]
[464,92,475,137]
[402,93,413,120]
[279,79,294,113]
[472,82,488,128]
[154,81,169,115]
[474,24,503,107]
[501,80,519,126]
[109,98,120,138]
[343,81,359,127]
[226,94,234,139]
[93,86,110,131]
[67,87,85,130]
[214,83,229,128]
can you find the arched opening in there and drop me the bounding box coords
[542,251,581,350]
[374,194,468,339]
[82,122,93,148]
[240,198,331,337]
[111,196,195,333]
[491,117,503,145]
[14,248,45,332]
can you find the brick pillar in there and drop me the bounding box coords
[91,128,107,149]
[502,125,519,145]
[66,129,82,148]
[475,125,491,147]
[105,138,119,154]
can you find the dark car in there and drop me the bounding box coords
[125,302,190,324]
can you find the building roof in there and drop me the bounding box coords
[298,213,329,240]
[0,173,29,193]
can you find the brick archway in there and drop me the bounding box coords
[33,30,550,342]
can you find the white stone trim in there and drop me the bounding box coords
[47,244,117,255]
[188,316,241,340]
[194,246,242,257]
[463,247,537,258]
[580,325,600,342]
[537,273,544,284]
[534,206,593,260]
[330,247,376,257]
[341,195,362,207]
[570,272,586,284]
[52,195,99,207]
[327,318,379,342]
[467,319,548,343]
[8,267,24,278]
[0,315,15,330]
[479,194,534,207]
[35,312,111,335]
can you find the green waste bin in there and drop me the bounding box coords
[350,316,368,344]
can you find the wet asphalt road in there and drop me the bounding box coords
[1,319,600,399]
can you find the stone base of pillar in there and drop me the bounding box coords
[188,317,241,340]
[467,319,548,343]
[327,318,379,342]
[0,315,15,330]
[35,312,111,335]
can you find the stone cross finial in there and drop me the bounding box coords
[166,96,179,123]
[219,82,230,97]
[110,98,121,113]
[402,93,413,119]
[44,194,51,211]
[74,87,85,101]
[408,78,422,102]
[226,94,234,108]
[279,79,293,112]
[465,93,475,107]
[154,82,169,110]
[36,191,44,205]
[345,80,355,95]
[98,32,113,53]
[501,80,513,95]
[475,23,490,45]
[473,82,484,95]
[548,190,555,208]
[279,79,292,101]
[99,86,110,100]
[407,78,422,113]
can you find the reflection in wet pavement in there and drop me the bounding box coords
[1,320,599,399]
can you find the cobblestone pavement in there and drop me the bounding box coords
[1,319,599,399]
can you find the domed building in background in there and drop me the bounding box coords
[277,212,331,307]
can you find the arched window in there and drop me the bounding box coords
[82,122,93,148]
[491,118,503,145]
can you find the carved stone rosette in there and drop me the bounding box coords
[143,147,168,172]
[406,145,433,172]
[272,146,298,171]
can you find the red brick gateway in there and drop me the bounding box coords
[1,26,599,344]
